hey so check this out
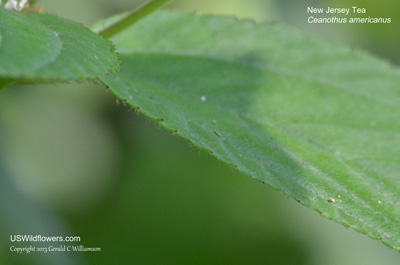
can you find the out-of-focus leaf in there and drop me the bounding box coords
[0,7,119,82]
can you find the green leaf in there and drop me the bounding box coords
[101,12,400,250]
[0,7,120,82]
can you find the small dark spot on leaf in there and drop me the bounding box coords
[262,181,265,184]
[137,107,140,110]
[297,200,301,203]
[160,118,164,122]
[210,151,213,154]
[379,237,382,241]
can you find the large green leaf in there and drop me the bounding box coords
[100,12,400,250]
[0,7,119,82]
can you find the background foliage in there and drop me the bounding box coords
[1,0,399,264]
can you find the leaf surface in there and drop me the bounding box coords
[100,12,400,250]
[0,7,119,82]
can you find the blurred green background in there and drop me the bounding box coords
[1,0,399,264]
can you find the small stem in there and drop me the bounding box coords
[99,0,172,39]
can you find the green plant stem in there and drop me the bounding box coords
[99,0,172,39]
